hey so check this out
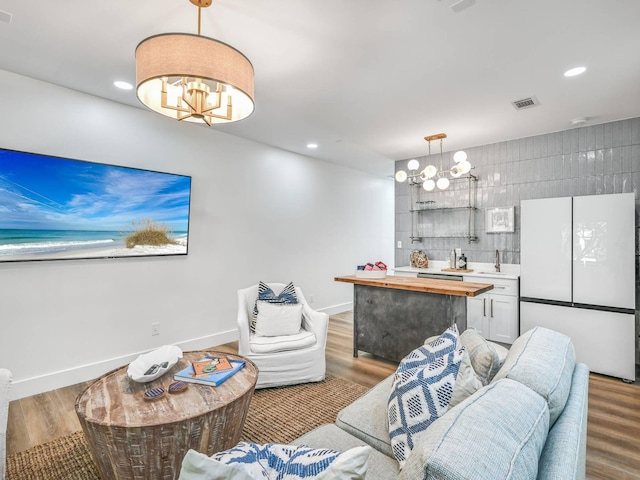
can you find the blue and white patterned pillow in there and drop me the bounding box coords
[178,442,371,480]
[251,281,298,333]
[387,325,464,468]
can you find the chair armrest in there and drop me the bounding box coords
[302,304,329,348]
[236,290,253,356]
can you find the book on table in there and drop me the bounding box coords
[174,356,246,387]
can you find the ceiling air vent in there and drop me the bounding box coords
[512,96,540,110]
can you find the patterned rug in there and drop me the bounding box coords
[6,375,368,480]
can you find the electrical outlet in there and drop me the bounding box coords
[310,294,315,304]
[151,322,160,336]
[397,240,402,249]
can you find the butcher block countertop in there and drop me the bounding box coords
[335,274,494,297]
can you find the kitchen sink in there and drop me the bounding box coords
[476,271,509,275]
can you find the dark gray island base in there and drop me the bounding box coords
[335,275,493,363]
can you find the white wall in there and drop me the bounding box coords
[0,70,395,399]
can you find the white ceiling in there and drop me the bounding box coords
[1,0,639,177]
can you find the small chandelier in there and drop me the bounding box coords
[135,0,255,126]
[395,133,472,191]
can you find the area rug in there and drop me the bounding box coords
[6,375,369,480]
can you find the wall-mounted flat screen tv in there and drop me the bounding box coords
[0,147,191,263]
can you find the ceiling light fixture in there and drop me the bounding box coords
[306,143,318,149]
[564,66,586,77]
[395,133,474,191]
[135,0,255,126]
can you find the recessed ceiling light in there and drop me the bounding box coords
[114,80,133,90]
[564,67,586,77]
[306,143,318,149]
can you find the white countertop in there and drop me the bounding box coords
[393,260,520,280]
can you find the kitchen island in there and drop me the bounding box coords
[335,275,493,362]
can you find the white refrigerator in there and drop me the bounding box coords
[520,193,636,381]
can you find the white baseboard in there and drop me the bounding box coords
[10,329,239,400]
[318,302,353,316]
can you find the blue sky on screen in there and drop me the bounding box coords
[0,149,191,231]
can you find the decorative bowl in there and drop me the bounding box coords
[127,345,183,383]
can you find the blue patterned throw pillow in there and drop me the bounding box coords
[251,281,298,333]
[388,325,464,468]
[178,442,371,479]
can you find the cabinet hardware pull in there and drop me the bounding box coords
[483,298,486,317]
[493,286,507,289]
[490,298,494,317]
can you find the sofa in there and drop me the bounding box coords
[292,326,589,479]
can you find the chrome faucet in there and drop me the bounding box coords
[495,249,501,272]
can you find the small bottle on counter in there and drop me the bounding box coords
[457,253,467,270]
[449,250,456,268]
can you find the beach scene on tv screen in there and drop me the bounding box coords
[0,148,191,262]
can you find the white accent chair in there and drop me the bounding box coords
[237,283,329,389]
[0,369,11,480]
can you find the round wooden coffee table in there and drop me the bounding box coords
[75,351,258,480]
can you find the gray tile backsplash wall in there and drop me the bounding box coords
[395,116,640,362]
[395,116,640,268]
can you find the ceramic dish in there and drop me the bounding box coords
[127,345,183,383]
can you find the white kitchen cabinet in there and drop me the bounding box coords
[465,275,519,344]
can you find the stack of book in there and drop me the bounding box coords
[174,355,245,386]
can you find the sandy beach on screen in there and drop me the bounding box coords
[4,239,188,261]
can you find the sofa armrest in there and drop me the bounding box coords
[537,363,589,480]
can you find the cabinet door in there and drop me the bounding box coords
[488,295,518,344]
[467,295,489,337]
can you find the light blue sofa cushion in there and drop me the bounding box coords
[538,363,589,480]
[336,375,395,457]
[491,326,575,427]
[399,379,550,480]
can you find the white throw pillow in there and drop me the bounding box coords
[178,443,371,480]
[254,301,303,337]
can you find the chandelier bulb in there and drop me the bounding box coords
[407,159,420,171]
[424,165,438,179]
[453,150,467,163]
[458,160,472,174]
[437,177,450,190]
[395,170,408,183]
[423,179,436,191]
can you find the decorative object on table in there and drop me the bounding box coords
[127,345,183,383]
[355,261,387,278]
[394,133,474,191]
[485,206,515,233]
[192,356,233,376]
[143,386,166,402]
[168,381,189,394]
[410,250,429,269]
[174,359,247,387]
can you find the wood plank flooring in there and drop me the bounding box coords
[6,311,640,479]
